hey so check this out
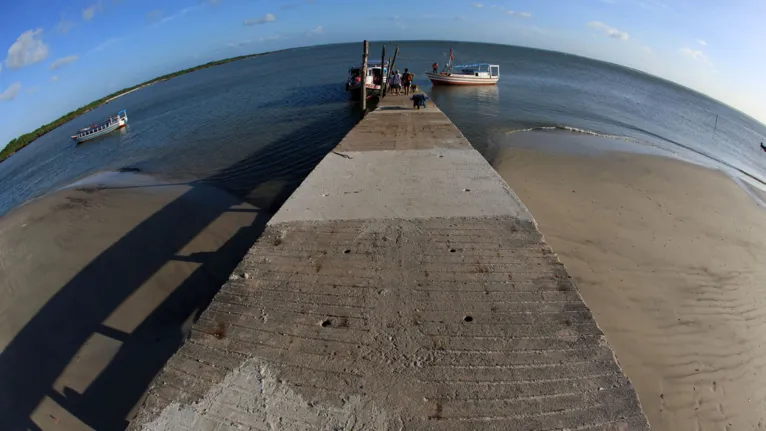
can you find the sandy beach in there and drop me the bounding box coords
[492,133,766,430]
[3,128,766,430]
[0,172,269,430]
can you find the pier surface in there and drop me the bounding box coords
[130,92,649,430]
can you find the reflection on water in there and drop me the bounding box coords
[429,85,501,126]
[430,84,500,106]
[428,84,501,155]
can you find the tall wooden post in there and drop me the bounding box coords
[380,45,387,98]
[361,40,369,113]
[389,45,400,88]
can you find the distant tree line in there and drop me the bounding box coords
[0,51,281,164]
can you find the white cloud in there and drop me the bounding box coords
[306,25,324,35]
[281,0,314,9]
[0,82,22,101]
[156,6,200,25]
[680,47,709,63]
[26,86,40,94]
[83,7,96,20]
[642,46,654,55]
[243,13,276,26]
[507,10,532,17]
[697,39,708,46]
[82,2,102,21]
[587,21,629,40]
[57,18,76,34]
[471,2,484,8]
[455,15,466,21]
[50,75,59,82]
[90,37,124,53]
[146,9,163,23]
[50,55,79,70]
[0,64,2,73]
[636,0,668,10]
[391,15,405,29]
[5,29,50,69]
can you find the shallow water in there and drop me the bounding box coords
[2,41,766,216]
[0,44,364,216]
[2,41,766,431]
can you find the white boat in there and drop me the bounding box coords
[345,60,388,98]
[71,110,128,143]
[426,48,499,86]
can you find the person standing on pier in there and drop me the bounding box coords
[402,68,415,95]
[390,70,402,95]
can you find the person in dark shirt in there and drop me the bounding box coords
[402,68,415,95]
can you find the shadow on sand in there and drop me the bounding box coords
[0,106,361,430]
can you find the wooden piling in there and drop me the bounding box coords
[380,45,387,98]
[361,40,369,113]
[389,45,400,88]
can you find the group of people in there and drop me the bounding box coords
[388,68,415,96]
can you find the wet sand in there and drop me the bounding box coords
[0,172,269,430]
[492,136,766,430]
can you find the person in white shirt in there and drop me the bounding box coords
[390,70,402,95]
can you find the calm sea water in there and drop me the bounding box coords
[1,41,764,216]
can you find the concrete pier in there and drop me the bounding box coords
[129,92,649,430]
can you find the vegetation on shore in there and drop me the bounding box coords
[0,51,279,164]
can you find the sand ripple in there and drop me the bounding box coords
[493,144,766,430]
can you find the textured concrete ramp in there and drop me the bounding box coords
[130,92,648,430]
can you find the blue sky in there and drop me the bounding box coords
[1,0,765,147]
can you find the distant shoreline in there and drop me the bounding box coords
[0,50,283,165]
[103,80,161,104]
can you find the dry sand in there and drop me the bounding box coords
[4,126,765,430]
[492,140,766,430]
[0,172,269,430]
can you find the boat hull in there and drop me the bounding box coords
[347,83,383,100]
[426,72,499,86]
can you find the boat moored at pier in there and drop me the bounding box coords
[346,60,388,98]
[426,48,499,85]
